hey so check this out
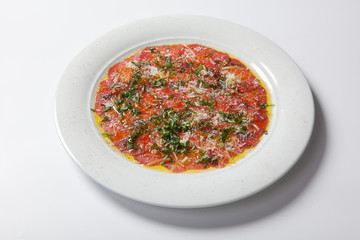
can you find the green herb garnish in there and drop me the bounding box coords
[102,132,113,140]
[198,98,215,110]
[195,152,218,167]
[197,120,212,129]
[101,116,109,122]
[151,76,167,87]
[101,104,112,113]
[131,61,150,67]
[188,59,195,66]
[218,111,244,124]
[182,100,197,110]
[172,80,185,89]
[156,52,163,59]
[168,94,174,100]
[258,103,274,109]
[151,143,158,150]
[196,79,220,89]
[165,57,174,70]
[127,128,142,150]
[220,127,234,143]
[194,64,204,76]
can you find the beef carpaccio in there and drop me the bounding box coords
[93,44,271,173]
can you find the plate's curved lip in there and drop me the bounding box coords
[54,15,314,208]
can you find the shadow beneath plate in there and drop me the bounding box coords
[84,88,326,229]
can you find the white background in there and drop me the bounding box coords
[1,0,360,239]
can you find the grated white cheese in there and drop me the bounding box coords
[225,73,236,86]
[211,112,222,126]
[180,132,191,143]
[102,100,113,108]
[181,45,196,60]
[194,46,206,52]
[143,65,161,77]
[180,157,189,163]
[126,61,136,70]
[193,111,210,122]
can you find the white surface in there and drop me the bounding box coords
[1,0,359,238]
[55,15,314,208]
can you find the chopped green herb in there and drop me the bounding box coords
[168,94,174,100]
[129,71,141,87]
[204,53,212,58]
[90,108,95,112]
[151,76,167,87]
[244,102,248,108]
[188,59,195,66]
[160,152,173,165]
[131,61,150,67]
[198,98,215,110]
[218,111,244,124]
[141,84,145,94]
[101,116,109,122]
[101,104,112,113]
[115,101,140,116]
[109,84,121,90]
[264,130,268,135]
[102,132,113,140]
[156,52,163,59]
[182,100,197,110]
[196,79,220,89]
[172,80,185,89]
[136,119,146,125]
[131,107,141,116]
[220,129,229,143]
[150,47,155,53]
[151,108,193,154]
[165,57,172,68]
[150,113,162,125]
[151,143,158,150]
[197,120,212,129]
[195,152,218,167]
[194,64,204,76]
[239,125,247,134]
[127,128,142,150]
[220,127,234,143]
[258,103,274,109]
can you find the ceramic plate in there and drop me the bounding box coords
[55,15,314,208]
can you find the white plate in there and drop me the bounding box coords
[55,15,314,208]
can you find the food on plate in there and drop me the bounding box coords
[93,44,272,172]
